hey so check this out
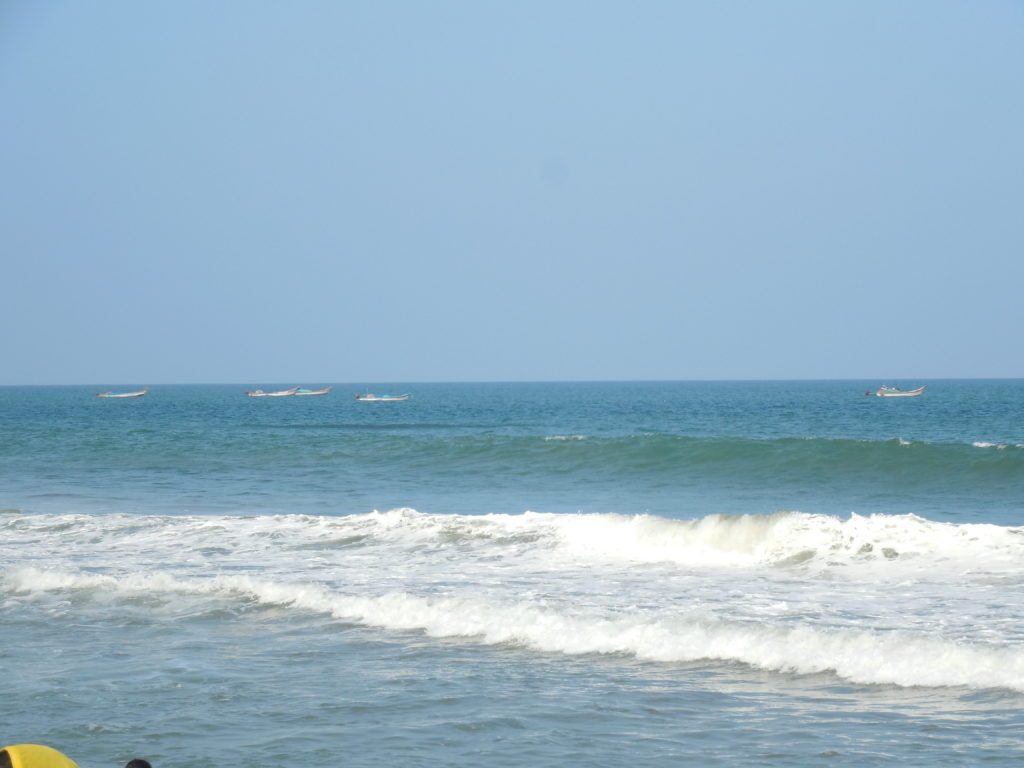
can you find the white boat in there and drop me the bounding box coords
[872,385,926,397]
[96,388,149,398]
[354,393,410,402]
[245,387,300,397]
[294,386,332,396]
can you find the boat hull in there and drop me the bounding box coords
[97,389,148,398]
[246,387,300,397]
[294,387,332,396]
[875,386,925,397]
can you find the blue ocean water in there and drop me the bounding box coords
[2,380,1023,766]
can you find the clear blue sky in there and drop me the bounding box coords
[2,1,1022,384]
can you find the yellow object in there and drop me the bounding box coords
[1,745,79,768]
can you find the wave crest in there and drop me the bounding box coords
[6,565,1023,693]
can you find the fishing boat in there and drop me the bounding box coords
[294,386,332,396]
[870,385,926,397]
[354,393,410,401]
[96,388,149,398]
[245,387,300,397]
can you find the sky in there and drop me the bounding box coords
[2,1,1022,385]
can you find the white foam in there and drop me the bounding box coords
[6,565,1024,692]
[4,509,1024,692]
[5,508,1024,577]
[542,510,1024,577]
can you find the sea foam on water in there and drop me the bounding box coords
[5,508,1024,693]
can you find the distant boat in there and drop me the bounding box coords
[245,387,300,397]
[868,385,926,397]
[354,393,410,402]
[96,388,149,398]
[294,386,332,396]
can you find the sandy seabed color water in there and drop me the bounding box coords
[2,380,1023,766]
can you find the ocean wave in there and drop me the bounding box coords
[370,433,1024,496]
[273,507,1024,573]
[5,564,1023,693]
[542,510,1024,572]
[5,506,1024,693]
[4,508,1023,575]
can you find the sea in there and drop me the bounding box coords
[2,380,1023,767]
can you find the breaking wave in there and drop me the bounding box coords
[5,561,1024,693]
[3,509,1024,693]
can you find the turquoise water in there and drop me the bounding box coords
[2,381,1023,766]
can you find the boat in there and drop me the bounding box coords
[245,387,300,397]
[96,388,149,398]
[294,386,332,396]
[354,393,410,401]
[870,385,926,397]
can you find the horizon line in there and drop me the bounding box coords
[3,377,1023,388]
